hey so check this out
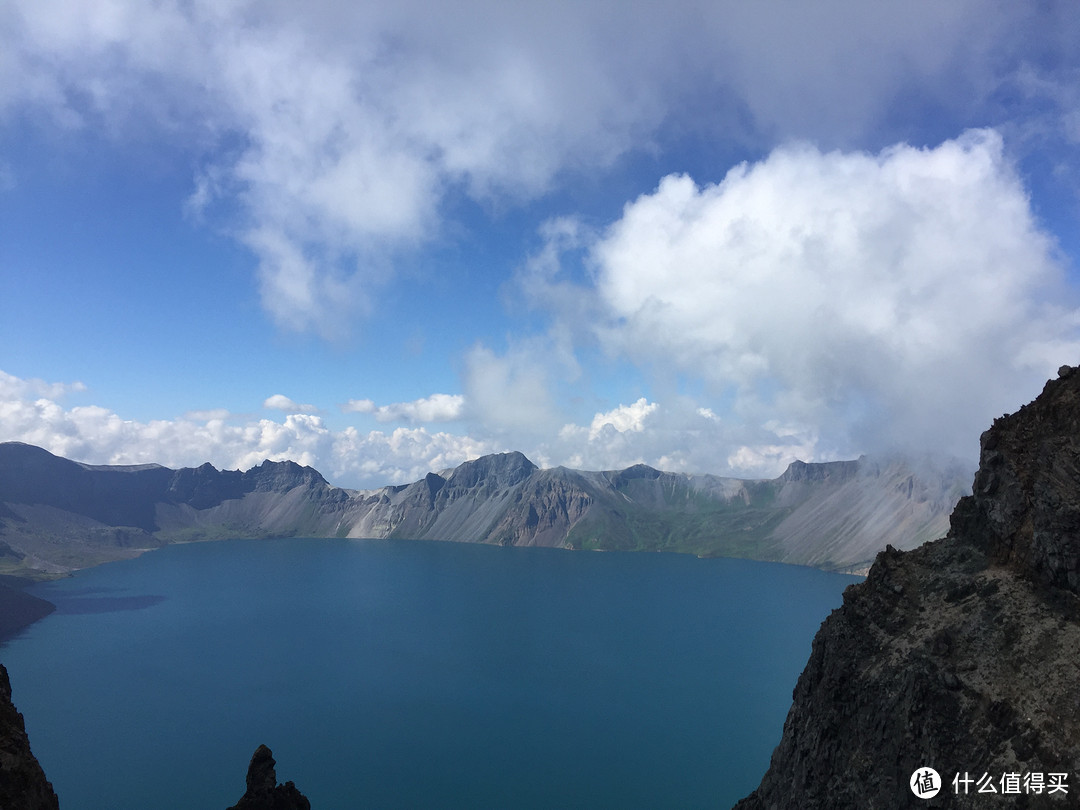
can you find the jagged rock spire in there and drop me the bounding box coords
[226,744,311,810]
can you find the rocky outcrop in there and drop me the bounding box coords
[226,745,311,810]
[735,366,1080,809]
[0,663,59,810]
[951,365,1080,593]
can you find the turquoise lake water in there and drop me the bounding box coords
[0,538,858,809]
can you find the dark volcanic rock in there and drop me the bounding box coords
[0,663,59,810]
[227,744,311,810]
[735,366,1080,809]
[952,364,1080,593]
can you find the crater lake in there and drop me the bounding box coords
[1,537,858,808]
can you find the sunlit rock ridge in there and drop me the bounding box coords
[0,444,964,589]
[735,365,1080,809]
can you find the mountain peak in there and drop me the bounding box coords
[446,451,538,489]
[778,458,860,483]
[246,459,329,491]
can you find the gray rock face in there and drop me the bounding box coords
[0,663,59,810]
[0,443,966,586]
[735,366,1080,809]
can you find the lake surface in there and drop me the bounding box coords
[1,538,859,809]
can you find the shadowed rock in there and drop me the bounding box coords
[0,663,59,810]
[227,744,311,810]
[735,366,1080,809]
[0,581,55,640]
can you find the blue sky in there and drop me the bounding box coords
[3,1,1080,488]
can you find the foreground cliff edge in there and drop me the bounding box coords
[736,365,1080,809]
[0,663,59,810]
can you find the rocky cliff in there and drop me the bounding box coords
[735,366,1080,809]
[0,663,59,810]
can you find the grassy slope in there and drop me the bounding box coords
[567,477,789,560]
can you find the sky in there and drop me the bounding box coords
[3,1,1080,489]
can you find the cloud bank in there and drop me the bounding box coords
[5,1,1074,337]
[0,371,494,487]
[0,371,721,487]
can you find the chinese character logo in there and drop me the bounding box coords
[911,767,942,798]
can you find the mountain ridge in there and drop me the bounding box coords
[0,443,966,591]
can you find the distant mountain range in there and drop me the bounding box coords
[0,442,968,583]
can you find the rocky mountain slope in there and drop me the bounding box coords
[735,365,1080,809]
[0,444,965,588]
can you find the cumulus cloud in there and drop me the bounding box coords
[583,398,658,441]
[571,129,1080,466]
[263,394,318,413]
[555,398,660,469]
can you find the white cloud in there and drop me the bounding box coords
[342,399,376,414]
[574,129,1080,464]
[263,394,318,413]
[377,394,465,423]
[462,342,564,434]
[340,393,465,423]
[549,397,776,474]
[5,1,1072,335]
[0,370,86,401]
[330,426,498,486]
[0,370,496,488]
[584,398,658,441]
